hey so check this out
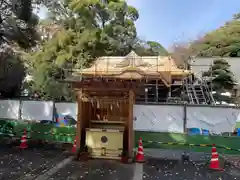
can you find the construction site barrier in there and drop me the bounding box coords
[29,130,75,136]
[0,130,75,138]
[142,140,240,152]
[0,125,76,144]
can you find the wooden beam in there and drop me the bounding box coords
[82,88,129,92]
[72,79,142,89]
[83,90,128,96]
[128,89,134,157]
[76,89,82,150]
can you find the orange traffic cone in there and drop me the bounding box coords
[135,137,145,163]
[209,144,223,171]
[72,138,77,153]
[19,129,28,149]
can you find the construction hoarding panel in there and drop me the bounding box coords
[186,106,240,133]
[0,100,20,119]
[55,102,77,121]
[21,100,54,121]
[133,104,184,133]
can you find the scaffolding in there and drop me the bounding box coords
[133,58,216,105]
[182,75,215,105]
[178,58,215,105]
[63,51,216,105]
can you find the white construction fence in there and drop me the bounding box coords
[0,100,239,134]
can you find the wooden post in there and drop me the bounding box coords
[76,89,83,150]
[128,89,134,157]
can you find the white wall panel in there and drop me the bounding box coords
[21,101,53,121]
[134,105,184,133]
[186,106,239,133]
[0,100,20,119]
[55,102,77,120]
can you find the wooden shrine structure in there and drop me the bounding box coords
[65,51,190,160]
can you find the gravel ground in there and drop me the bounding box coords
[0,143,70,180]
[221,155,240,169]
[49,159,134,180]
[143,158,240,180]
[143,149,211,162]
[2,138,239,180]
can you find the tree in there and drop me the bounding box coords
[0,48,25,97]
[29,0,138,100]
[190,13,240,57]
[170,42,194,69]
[0,0,41,48]
[0,0,44,98]
[134,40,168,56]
[202,59,236,103]
[29,0,167,101]
[38,20,60,42]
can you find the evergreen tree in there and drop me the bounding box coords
[203,59,236,103]
[29,0,168,101]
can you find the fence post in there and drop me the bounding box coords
[183,103,187,133]
[18,100,23,120]
[52,101,56,122]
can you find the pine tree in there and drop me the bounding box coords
[203,59,236,103]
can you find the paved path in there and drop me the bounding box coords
[143,158,240,180]
[221,154,240,169]
[0,144,69,180]
[143,148,210,161]
[1,142,240,180]
[35,157,240,180]
[40,153,240,180]
[49,159,134,180]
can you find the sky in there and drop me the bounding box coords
[39,0,240,49]
[127,0,240,48]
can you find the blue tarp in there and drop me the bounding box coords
[237,128,240,136]
[188,128,201,135]
[188,128,210,135]
[202,129,210,135]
